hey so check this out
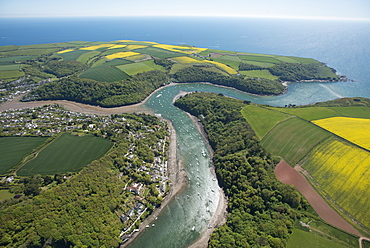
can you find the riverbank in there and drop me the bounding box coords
[122,120,188,247]
[186,113,228,248]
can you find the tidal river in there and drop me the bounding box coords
[0,81,349,248]
[126,81,346,248]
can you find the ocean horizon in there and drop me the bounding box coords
[1,16,370,101]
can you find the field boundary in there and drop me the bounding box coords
[275,160,363,237]
[13,132,62,176]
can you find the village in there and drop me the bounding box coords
[0,104,171,240]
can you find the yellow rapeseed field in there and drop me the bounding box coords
[108,45,127,49]
[206,61,238,74]
[57,49,74,54]
[303,137,370,227]
[172,56,238,74]
[172,56,201,63]
[80,44,115,50]
[312,117,370,150]
[126,45,147,50]
[154,44,207,54]
[105,52,140,60]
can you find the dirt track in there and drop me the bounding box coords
[274,160,362,237]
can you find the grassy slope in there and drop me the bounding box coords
[18,133,112,176]
[241,105,291,139]
[261,117,330,165]
[287,228,348,248]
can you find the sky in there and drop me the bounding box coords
[1,0,370,21]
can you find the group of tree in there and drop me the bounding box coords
[24,70,169,107]
[0,113,168,247]
[173,66,285,95]
[175,93,311,248]
[42,60,86,78]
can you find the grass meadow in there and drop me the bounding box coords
[0,70,25,80]
[79,66,130,82]
[287,229,348,248]
[134,47,184,58]
[0,137,47,175]
[267,106,342,121]
[18,133,112,176]
[241,105,291,139]
[261,117,331,165]
[239,69,279,80]
[116,60,165,75]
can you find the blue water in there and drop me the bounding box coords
[1,17,369,104]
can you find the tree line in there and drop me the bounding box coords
[175,93,311,248]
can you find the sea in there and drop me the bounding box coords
[1,16,370,105]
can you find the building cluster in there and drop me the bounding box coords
[0,105,122,136]
[0,78,50,103]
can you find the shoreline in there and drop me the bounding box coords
[121,119,188,247]
[186,113,227,248]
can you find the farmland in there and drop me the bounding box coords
[300,137,370,228]
[241,102,370,234]
[17,133,112,176]
[79,66,130,82]
[261,117,330,165]
[0,39,341,106]
[241,105,291,138]
[0,137,47,175]
[313,117,370,150]
[287,228,348,248]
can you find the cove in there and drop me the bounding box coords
[126,81,345,247]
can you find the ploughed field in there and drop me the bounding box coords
[241,98,370,232]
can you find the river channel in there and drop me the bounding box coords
[126,81,348,248]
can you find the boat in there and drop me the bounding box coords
[156,94,162,98]
[201,150,206,157]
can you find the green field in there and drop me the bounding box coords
[0,190,15,201]
[0,48,59,56]
[287,229,348,248]
[0,64,20,71]
[241,105,291,139]
[330,106,370,118]
[134,47,184,58]
[238,54,282,64]
[268,106,342,121]
[268,106,370,121]
[0,70,25,80]
[17,133,112,176]
[0,137,47,175]
[261,117,331,165]
[92,58,132,68]
[76,51,100,64]
[239,69,279,80]
[79,66,130,82]
[58,50,89,61]
[0,55,35,63]
[116,60,165,75]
